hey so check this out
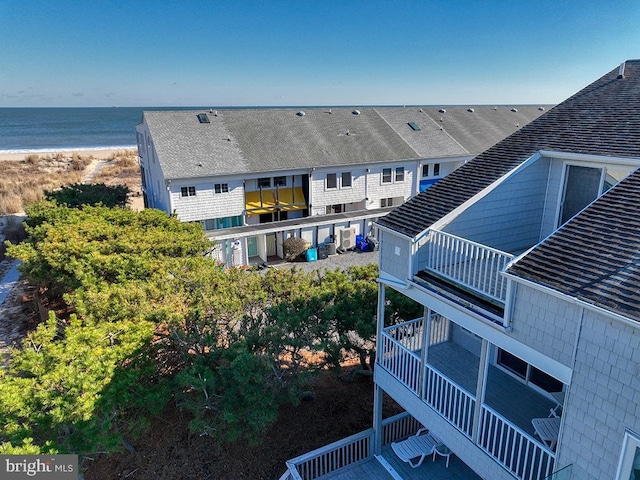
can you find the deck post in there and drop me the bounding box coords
[373,281,386,455]
[472,338,490,443]
[418,307,430,399]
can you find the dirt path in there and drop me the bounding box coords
[0,260,28,367]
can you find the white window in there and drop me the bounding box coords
[395,167,405,182]
[181,186,196,197]
[341,172,352,188]
[326,173,337,189]
[382,168,392,184]
[214,183,229,193]
[616,429,640,480]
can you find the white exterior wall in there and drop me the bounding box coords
[366,162,415,209]
[169,179,245,222]
[557,309,640,480]
[136,123,171,212]
[310,161,416,215]
[310,166,367,215]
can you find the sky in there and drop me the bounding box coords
[1,1,639,107]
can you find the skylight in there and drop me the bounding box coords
[197,113,210,123]
[408,122,421,131]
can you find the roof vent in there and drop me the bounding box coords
[493,106,498,110]
[297,111,305,116]
[467,108,475,113]
[198,162,203,167]
[419,108,424,113]
[516,123,520,128]
[511,108,518,113]
[328,108,332,114]
[352,109,361,115]
[227,135,231,141]
[538,107,545,111]
[618,62,626,79]
[438,108,446,113]
[214,110,218,116]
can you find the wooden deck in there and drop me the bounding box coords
[319,443,482,480]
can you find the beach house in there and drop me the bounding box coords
[135,106,546,267]
[280,60,640,480]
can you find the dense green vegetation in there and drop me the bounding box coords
[44,183,130,209]
[1,202,420,456]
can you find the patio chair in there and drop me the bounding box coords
[391,428,441,468]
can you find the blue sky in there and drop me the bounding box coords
[1,1,638,107]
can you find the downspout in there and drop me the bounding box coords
[373,281,386,455]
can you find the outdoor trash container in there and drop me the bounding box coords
[318,245,329,259]
[306,248,318,262]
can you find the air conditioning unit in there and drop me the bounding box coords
[339,227,356,250]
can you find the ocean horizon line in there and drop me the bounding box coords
[0,145,137,155]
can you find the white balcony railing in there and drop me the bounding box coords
[479,405,555,480]
[283,412,421,480]
[380,323,556,480]
[424,230,514,303]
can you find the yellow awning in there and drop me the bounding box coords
[245,187,307,214]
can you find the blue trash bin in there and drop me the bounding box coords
[306,248,318,262]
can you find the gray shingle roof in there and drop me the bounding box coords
[508,167,640,322]
[143,106,548,180]
[377,60,640,237]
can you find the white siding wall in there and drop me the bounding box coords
[310,166,367,215]
[136,123,170,213]
[366,162,415,209]
[169,179,245,222]
[558,309,640,480]
[310,162,415,215]
[444,157,551,253]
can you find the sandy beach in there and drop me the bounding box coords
[0,148,137,162]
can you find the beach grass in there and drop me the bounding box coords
[0,150,140,215]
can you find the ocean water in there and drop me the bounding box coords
[0,106,206,154]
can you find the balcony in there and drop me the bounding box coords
[415,230,514,316]
[280,412,481,480]
[379,319,558,480]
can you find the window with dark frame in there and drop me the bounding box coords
[214,183,229,194]
[380,197,394,208]
[181,186,196,197]
[422,164,429,177]
[341,172,352,188]
[326,173,337,189]
[382,168,392,183]
[274,176,287,187]
[257,177,271,188]
[395,167,405,182]
[434,163,441,176]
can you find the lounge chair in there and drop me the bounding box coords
[391,428,441,468]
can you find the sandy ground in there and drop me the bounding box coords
[0,148,135,162]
